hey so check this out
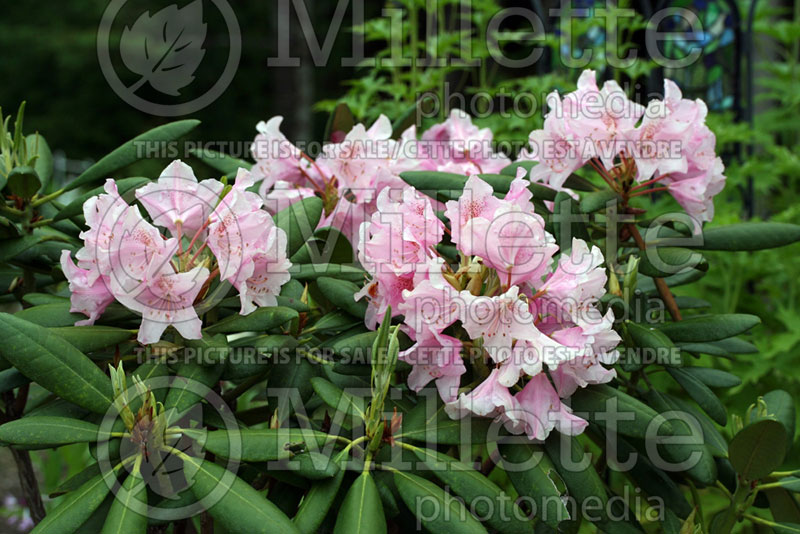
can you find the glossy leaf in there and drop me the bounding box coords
[333,472,386,534]
[729,420,787,480]
[188,428,332,461]
[656,314,760,343]
[570,384,672,438]
[30,470,115,534]
[273,196,324,258]
[205,306,298,334]
[0,313,113,413]
[100,471,147,534]
[49,326,133,353]
[310,377,366,419]
[500,443,569,528]
[317,277,366,319]
[667,367,727,424]
[0,416,109,448]
[692,223,800,251]
[64,120,200,192]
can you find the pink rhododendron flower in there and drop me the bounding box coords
[251,116,308,191]
[64,162,292,344]
[60,250,115,326]
[504,373,588,440]
[420,109,510,174]
[445,369,514,420]
[401,327,465,403]
[135,160,224,237]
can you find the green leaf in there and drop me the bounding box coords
[205,306,298,334]
[317,277,366,319]
[188,428,332,461]
[54,177,150,221]
[164,362,224,424]
[30,470,115,534]
[0,234,46,263]
[0,416,109,448]
[15,303,87,327]
[772,523,800,534]
[679,367,741,388]
[772,478,800,493]
[626,321,678,368]
[580,190,620,213]
[293,456,346,533]
[500,443,570,528]
[100,471,147,534]
[393,470,488,534]
[282,451,340,480]
[52,463,102,497]
[637,248,708,278]
[291,263,366,282]
[398,399,490,445]
[667,367,727,425]
[26,133,53,191]
[291,227,354,265]
[0,368,29,393]
[552,192,589,248]
[333,472,386,534]
[692,223,800,251]
[331,331,377,360]
[190,148,252,176]
[64,120,200,192]
[7,165,41,199]
[0,313,113,413]
[310,377,366,419]
[643,390,718,485]
[656,314,760,343]
[761,390,796,454]
[412,446,533,534]
[273,196,324,258]
[224,334,296,380]
[677,337,758,356]
[544,434,608,510]
[309,311,361,335]
[49,326,133,353]
[184,456,301,534]
[569,384,672,438]
[728,419,786,480]
[668,395,728,457]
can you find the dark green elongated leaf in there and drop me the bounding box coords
[626,321,678,368]
[643,390,718,485]
[205,306,298,334]
[15,303,86,327]
[674,296,711,309]
[184,456,301,534]
[190,148,252,175]
[679,367,741,388]
[27,134,53,190]
[667,367,727,425]
[637,248,708,278]
[188,428,332,461]
[273,196,324,258]
[692,223,800,251]
[771,478,800,492]
[64,120,200,192]
[290,263,366,282]
[413,447,533,534]
[0,368,29,393]
[224,334,296,380]
[282,451,340,480]
[615,437,693,519]
[317,277,366,319]
[7,165,40,199]
[309,311,361,335]
[49,326,133,352]
[678,337,759,356]
[331,331,377,360]
[637,268,706,294]
[52,463,102,497]
[293,455,346,533]
[729,420,787,480]
[164,362,224,424]
[22,293,67,306]
[0,416,109,448]
[772,523,800,534]
[291,227,354,265]
[500,443,569,528]
[668,395,728,457]
[767,489,800,523]
[0,234,46,263]
[54,177,150,221]
[268,355,320,423]
[398,399,490,445]
[761,390,796,454]
[310,377,366,419]
[333,472,386,534]
[580,190,620,213]
[552,192,589,248]
[399,170,467,201]
[100,471,147,534]
[544,434,608,510]
[569,384,672,438]
[393,470,488,534]
[656,314,760,343]
[30,470,115,534]
[0,313,113,413]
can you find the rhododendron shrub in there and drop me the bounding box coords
[0,76,799,534]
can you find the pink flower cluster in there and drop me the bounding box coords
[61,160,291,344]
[251,109,509,245]
[356,172,620,441]
[522,70,725,227]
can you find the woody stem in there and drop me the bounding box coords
[626,223,682,321]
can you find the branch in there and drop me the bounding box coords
[626,223,683,321]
